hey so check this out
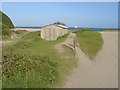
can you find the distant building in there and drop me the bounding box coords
[41,24,68,40]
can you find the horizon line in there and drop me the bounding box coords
[15,26,119,29]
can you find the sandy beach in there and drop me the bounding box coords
[11,28,41,32]
[62,31,118,88]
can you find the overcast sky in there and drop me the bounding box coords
[2,2,118,28]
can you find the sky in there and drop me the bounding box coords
[1,2,118,28]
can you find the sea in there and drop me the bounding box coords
[16,27,119,32]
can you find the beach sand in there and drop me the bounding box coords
[11,28,41,32]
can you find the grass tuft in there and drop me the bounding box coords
[74,29,103,59]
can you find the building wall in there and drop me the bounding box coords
[41,25,68,40]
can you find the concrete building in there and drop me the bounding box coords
[41,24,68,40]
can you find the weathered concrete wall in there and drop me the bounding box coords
[41,25,68,40]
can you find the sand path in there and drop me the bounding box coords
[62,32,118,88]
[55,33,76,53]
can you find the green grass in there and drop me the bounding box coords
[2,52,58,88]
[68,30,79,33]
[2,30,28,39]
[0,23,11,36]
[0,11,14,36]
[74,29,103,59]
[0,11,14,29]
[2,31,76,88]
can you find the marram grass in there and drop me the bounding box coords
[74,29,103,59]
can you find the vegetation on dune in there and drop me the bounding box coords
[74,29,103,59]
[0,23,12,36]
[12,30,28,34]
[68,29,78,33]
[0,11,14,29]
[2,52,58,88]
[21,31,40,41]
[2,30,28,41]
[0,11,14,36]
[2,31,76,88]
